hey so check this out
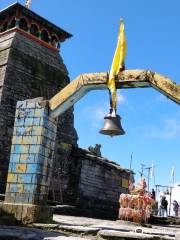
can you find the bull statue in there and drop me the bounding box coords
[88,144,102,157]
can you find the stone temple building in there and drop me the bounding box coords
[0,2,132,218]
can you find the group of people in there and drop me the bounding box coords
[158,195,179,217]
[150,188,179,217]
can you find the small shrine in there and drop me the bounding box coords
[119,178,155,223]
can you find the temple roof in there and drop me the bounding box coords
[0,2,72,40]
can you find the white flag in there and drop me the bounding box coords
[170,166,175,183]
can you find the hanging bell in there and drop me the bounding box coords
[99,114,125,137]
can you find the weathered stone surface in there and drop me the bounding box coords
[0,218,178,240]
[61,147,131,219]
[0,30,77,194]
[175,233,180,240]
[58,225,99,234]
[44,237,90,240]
[0,26,133,218]
[53,215,179,238]
[50,70,180,118]
[33,223,59,229]
[98,230,174,239]
[0,202,53,223]
[0,225,43,240]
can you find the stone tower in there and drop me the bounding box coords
[0,3,77,193]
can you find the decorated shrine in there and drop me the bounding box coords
[119,178,155,223]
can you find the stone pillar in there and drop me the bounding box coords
[1,98,57,223]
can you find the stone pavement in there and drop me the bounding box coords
[35,214,180,239]
[1,215,180,239]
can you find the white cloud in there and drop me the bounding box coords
[117,91,126,104]
[83,102,108,129]
[93,105,107,120]
[162,119,180,139]
[85,93,126,129]
[142,117,180,140]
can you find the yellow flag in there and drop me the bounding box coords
[108,19,127,111]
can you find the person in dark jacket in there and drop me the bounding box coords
[160,196,168,217]
[151,188,156,200]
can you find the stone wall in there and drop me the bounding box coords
[58,147,131,219]
[0,29,132,217]
[0,31,77,193]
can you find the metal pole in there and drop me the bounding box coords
[140,164,145,178]
[130,152,133,170]
[147,168,150,192]
[145,166,151,192]
[155,185,158,202]
[169,187,173,216]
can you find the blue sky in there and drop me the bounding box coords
[1,0,180,189]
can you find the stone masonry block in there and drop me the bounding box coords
[8,162,16,172]
[17,174,32,184]
[15,193,30,204]
[12,144,29,154]
[26,101,38,109]
[33,117,41,126]
[15,108,35,118]
[34,108,47,118]
[22,136,39,145]
[29,144,40,154]
[44,118,57,133]
[16,100,27,109]
[26,163,41,174]
[12,136,22,145]
[14,117,25,127]
[10,154,20,163]
[37,155,48,166]
[7,173,18,183]
[24,117,34,126]
[23,183,36,194]
[45,129,56,141]
[16,163,27,173]
[20,154,35,163]
[42,137,54,150]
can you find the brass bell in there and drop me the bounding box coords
[99,114,125,137]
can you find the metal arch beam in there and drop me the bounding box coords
[49,69,180,118]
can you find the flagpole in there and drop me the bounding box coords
[130,152,133,170]
[153,168,156,187]
[150,164,156,187]
[170,166,175,185]
[145,166,151,192]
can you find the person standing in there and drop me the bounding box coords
[151,188,156,200]
[160,196,168,217]
[172,200,179,217]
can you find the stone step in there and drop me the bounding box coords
[98,230,174,240]
[52,205,117,220]
[58,225,100,235]
[44,237,90,240]
[0,225,43,240]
